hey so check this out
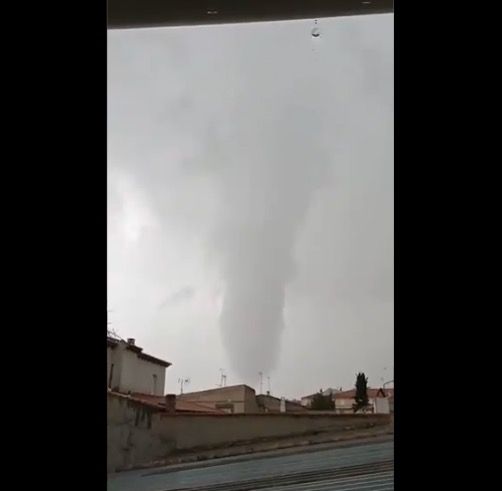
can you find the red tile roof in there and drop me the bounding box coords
[108,391,164,410]
[129,393,227,414]
[176,400,227,414]
[177,384,255,398]
[129,393,164,405]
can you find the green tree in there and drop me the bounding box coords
[353,373,369,413]
[311,389,335,410]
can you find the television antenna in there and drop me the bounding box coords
[218,369,227,387]
[106,310,123,340]
[178,377,190,394]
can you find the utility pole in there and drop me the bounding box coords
[258,372,263,394]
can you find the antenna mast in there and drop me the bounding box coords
[218,369,227,387]
[178,377,190,394]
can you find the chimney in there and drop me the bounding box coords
[165,394,176,414]
[127,338,135,346]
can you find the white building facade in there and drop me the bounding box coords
[107,337,171,395]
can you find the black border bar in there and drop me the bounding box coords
[108,0,394,29]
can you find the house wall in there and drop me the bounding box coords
[120,350,166,395]
[335,397,352,411]
[107,342,167,395]
[107,393,391,473]
[374,397,390,414]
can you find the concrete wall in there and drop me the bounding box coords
[108,393,174,473]
[107,347,112,387]
[336,393,393,414]
[153,413,388,451]
[107,345,122,390]
[108,393,390,473]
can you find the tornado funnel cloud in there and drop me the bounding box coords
[214,104,329,382]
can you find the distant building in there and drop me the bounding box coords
[301,388,341,408]
[335,388,394,414]
[107,336,171,395]
[177,385,309,414]
[177,384,260,414]
[256,393,307,413]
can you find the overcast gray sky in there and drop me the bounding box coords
[108,14,393,399]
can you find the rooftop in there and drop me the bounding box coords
[178,384,256,398]
[109,391,227,414]
[107,336,171,368]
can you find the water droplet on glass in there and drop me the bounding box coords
[311,27,321,38]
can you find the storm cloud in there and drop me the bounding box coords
[108,14,393,395]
